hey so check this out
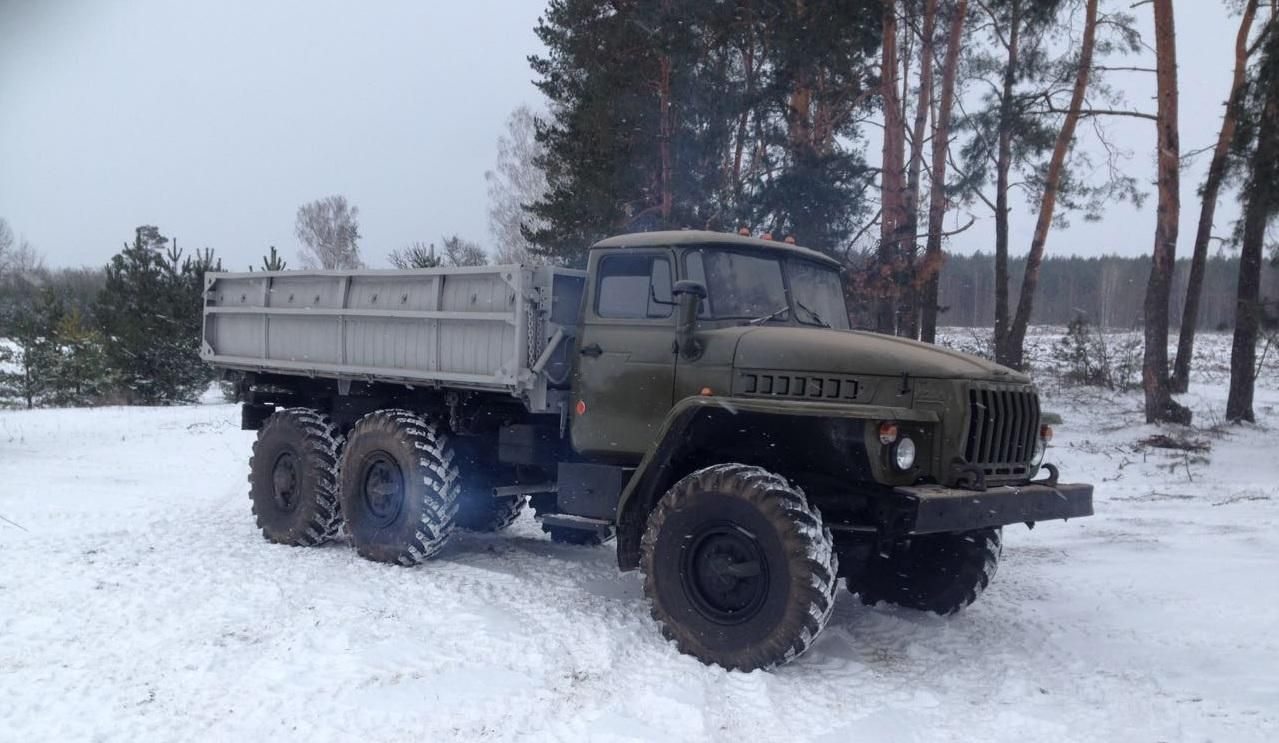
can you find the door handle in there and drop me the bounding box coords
[579,343,603,358]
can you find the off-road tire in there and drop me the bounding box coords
[641,464,839,671]
[248,408,343,546]
[852,528,1002,615]
[455,489,526,532]
[452,449,526,533]
[339,409,459,565]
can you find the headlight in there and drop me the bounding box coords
[893,436,917,470]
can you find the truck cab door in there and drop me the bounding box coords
[570,249,677,460]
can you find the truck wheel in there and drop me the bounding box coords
[455,489,526,532]
[339,410,459,565]
[452,452,526,533]
[640,464,839,671]
[851,528,1001,615]
[248,408,343,546]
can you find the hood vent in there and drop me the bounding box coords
[740,372,860,401]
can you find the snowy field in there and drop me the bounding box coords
[1,329,1277,742]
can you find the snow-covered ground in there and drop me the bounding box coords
[1,330,1277,742]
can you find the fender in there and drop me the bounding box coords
[614,395,939,571]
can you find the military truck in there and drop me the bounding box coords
[203,230,1092,670]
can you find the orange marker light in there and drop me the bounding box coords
[760,232,774,241]
[575,400,587,416]
[1040,424,1053,443]
[699,387,714,396]
[738,227,751,236]
[878,422,899,445]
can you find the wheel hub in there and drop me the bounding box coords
[270,452,300,511]
[681,523,768,624]
[360,452,405,527]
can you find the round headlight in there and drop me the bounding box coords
[894,436,917,470]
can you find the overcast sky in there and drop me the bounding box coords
[0,0,1247,270]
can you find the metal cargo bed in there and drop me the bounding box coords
[201,264,585,413]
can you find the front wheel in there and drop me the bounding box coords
[641,464,839,671]
[850,528,1002,615]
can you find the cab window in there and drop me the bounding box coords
[684,249,787,321]
[595,254,673,319]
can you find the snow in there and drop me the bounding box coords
[2,329,1277,742]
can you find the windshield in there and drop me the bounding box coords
[684,248,849,329]
[786,258,850,329]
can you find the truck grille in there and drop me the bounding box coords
[963,385,1040,479]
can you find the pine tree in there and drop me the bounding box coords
[526,0,880,265]
[1227,21,1279,422]
[261,246,287,271]
[1141,0,1192,424]
[2,288,64,408]
[954,0,1143,368]
[47,309,111,407]
[1171,0,1260,393]
[95,226,220,404]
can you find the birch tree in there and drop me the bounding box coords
[295,195,363,270]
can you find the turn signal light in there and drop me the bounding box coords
[878,422,899,445]
[1040,424,1053,443]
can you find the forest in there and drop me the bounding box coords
[2,0,1278,426]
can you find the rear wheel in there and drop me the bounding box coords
[455,492,526,533]
[851,528,1002,615]
[248,408,343,546]
[339,410,459,565]
[452,440,526,533]
[641,464,838,671]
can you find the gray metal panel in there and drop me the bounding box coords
[268,315,342,365]
[210,314,263,359]
[202,265,586,413]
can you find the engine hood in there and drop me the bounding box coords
[731,326,1029,383]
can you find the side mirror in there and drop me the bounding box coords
[672,280,706,360]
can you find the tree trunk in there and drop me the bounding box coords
[1227,27,1279,422]
[1170,0,1258,393]
[1140,0,1192,424]
[921,0,968,344]
[1004,0,1098,371]
[658,72,673,221]
[732,15,756,190]
[992,0,1022,364]
[899,0,939,339]
[878,0,906,333]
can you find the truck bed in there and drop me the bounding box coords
[201,265,584,413]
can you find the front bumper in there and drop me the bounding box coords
[893,481,1094,535]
